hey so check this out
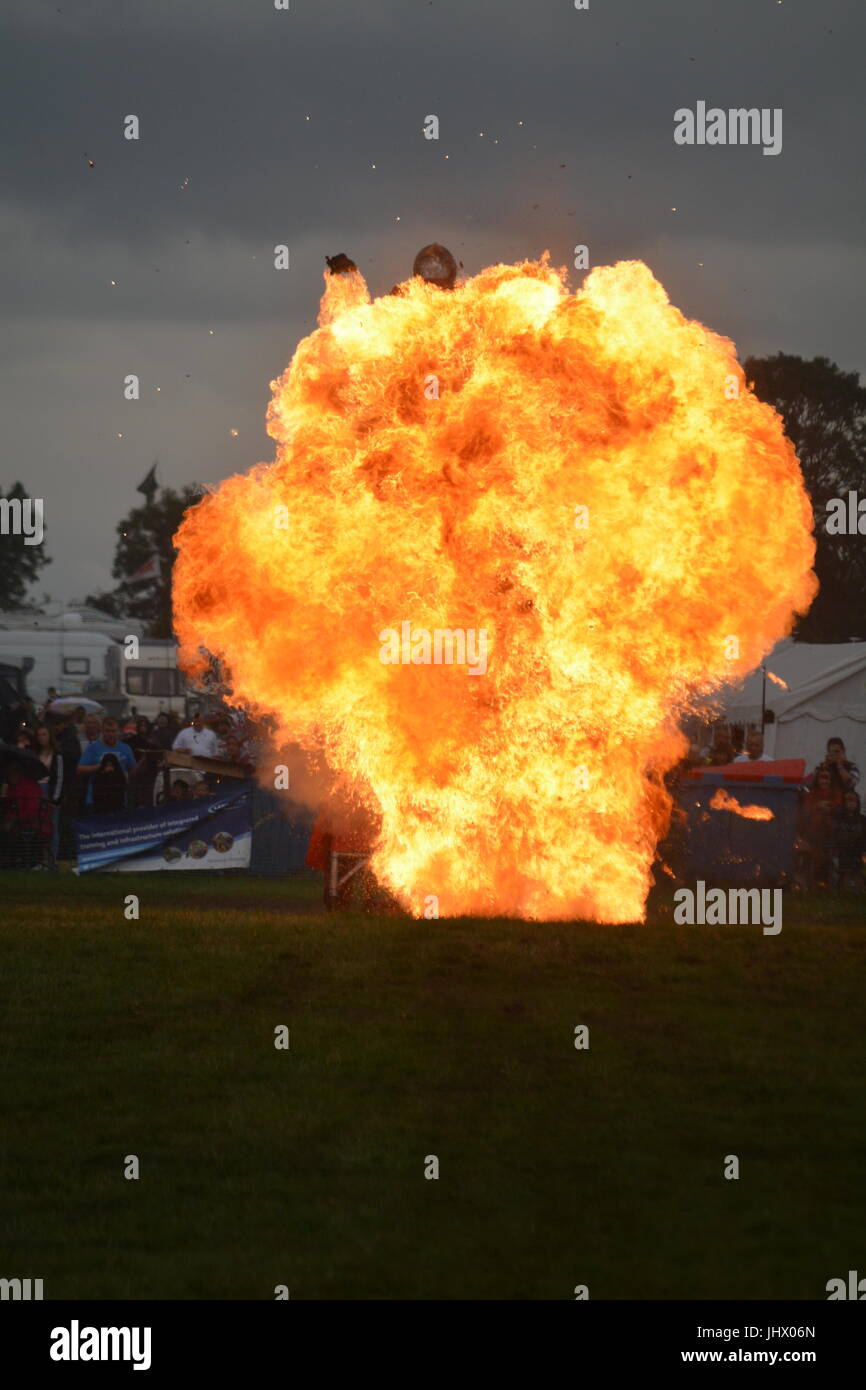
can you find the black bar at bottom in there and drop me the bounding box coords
[1,1299,860,1375]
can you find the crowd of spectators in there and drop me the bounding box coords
[4,694,864,891]
[1,700,260,869]
[671,725,865,893]
[797,736,863,891]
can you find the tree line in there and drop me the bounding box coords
[2,353,865,640]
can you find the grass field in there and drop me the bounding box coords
[1,870,864,1300]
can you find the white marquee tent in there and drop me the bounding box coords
[719,638,866,771]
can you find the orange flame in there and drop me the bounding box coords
[766,668,788,689]
[709,788,775,821]
[173,257,815,921]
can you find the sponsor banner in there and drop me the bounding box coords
[74,786,252,873]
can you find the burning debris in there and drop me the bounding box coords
[325,253,358,276]
[709,788,775,821]
[173,254,816,921]
[412,243,458,289]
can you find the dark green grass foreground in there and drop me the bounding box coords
[1,871,864,1300]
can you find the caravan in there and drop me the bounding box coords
[0,624,116,705]
[0,607,189,719]
[104,638,187,721]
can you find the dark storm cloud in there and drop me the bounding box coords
[1,0,863,597]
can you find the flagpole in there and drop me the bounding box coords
[137,460,159,510]
[761,664,766,735]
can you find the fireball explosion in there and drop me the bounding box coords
[173,256,816,921]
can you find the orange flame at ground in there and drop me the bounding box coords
[709,788,775,821]
[173,257,815,921]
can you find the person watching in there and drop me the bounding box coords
[90,753,128,815]
[79,712,103,754]
[76,716,137,809]
[800,767,839,889]
[152,711,175,751]
[831,789,866,891]
[34,724,64,804]
[734,729,772,762]
[812,736,860,795]
[172,709,219,759]
[1,764,46,845]
[124,715,161,808]
[708,738,735,767]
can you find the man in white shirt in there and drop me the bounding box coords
[734,729,773,763]
[172,709,220,759]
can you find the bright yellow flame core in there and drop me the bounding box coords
[173,257,816,921]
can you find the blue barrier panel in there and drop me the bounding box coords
[676,773,800,886]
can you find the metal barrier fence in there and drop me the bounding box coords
[248,788,317,876]
[0,797,58,871]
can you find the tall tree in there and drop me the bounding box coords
[0,480,52,610]
[744,353,866,641]
[85,484,203,638]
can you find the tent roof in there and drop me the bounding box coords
[718,638,866,722]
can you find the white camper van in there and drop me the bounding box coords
[0,610,188,720]
[104,637,188,721]
[0,624,116,705]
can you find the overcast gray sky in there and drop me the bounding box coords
[2,0,863,603]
